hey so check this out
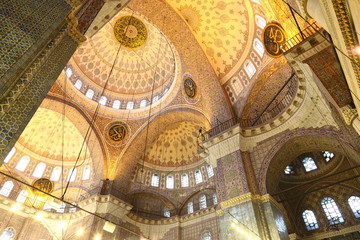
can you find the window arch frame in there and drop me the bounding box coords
[15,156,30,172]
[206,165,214,178]
[166,174,174,189]
[244,60,256,79]
[16,190,28,203]
[98,96,107,105]
[50,166,62,181]
[194,169,203,184]
[321,197,344,225]
[126,101,134,110]
[4,147,15,164]
[164,207,170,218]
[201,231,212,240]
[253,38,265,57]
[112,100,121,109]
[199,194,207,209]
[187,201,194,214]
[302,157,317,172]
[82,165,91,180]
[151,172,160,187]
[0,227,16,240]
[74,80,82,90]
[255,14,266,29]
[67,168,77,182]
[348,196,360,218]
[181,173,189,187]
[139,99,147,108]
[0,181,14,197]
[32,162,46,178]
[85,89,95,99]
[302,209,319,231]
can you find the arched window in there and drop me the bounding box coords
[152,96,159,104]
[244,60,256,79]
[302,210,319,231]
[206,165,214,178]
[126,101,134,110]
[302,157,317,172]
[194,169,203,184]
[82,165,91,180]
[253,38,264,57]
[16,190,28,203]
[213,193,218,205]
[4,147,15,164]
[85,89,94,99]
[202,232,211,240]
[67,168,77,182]
[50,167,62,181]
[166,174,174,189]
[74,80,82,90]
[348,196,360,218]
[181,173,189,187]
[69,203,77,213]
[98,96,107,105]
[0,227,15,240]
[163,88,169,94]
[139,99,147,108]
[112,100,121,109]
[151,173,160,187]
[199,194,207,209]
[164,207,170,218]
[187,202,194,214]
[255,15,266,29]
[284,165,295,174]
[323,151,335,162]
[321,197,344,225]
[0,181,14,197]
[15,156,30,172]
[57,202,66,213]
[65,68,73,78]
[231,77,243,95]
[32,162,46,178]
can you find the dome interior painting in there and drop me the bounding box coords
[1,0,360,239]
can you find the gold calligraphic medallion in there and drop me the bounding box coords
[262,23,287,57]
[184,77,197,99]
[109,123,127,143]
[114,16,147,49]
[32,178,54,194]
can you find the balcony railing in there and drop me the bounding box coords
[204,117,239,140]
[281,22,321,52]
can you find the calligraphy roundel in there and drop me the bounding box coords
[184,77,197,99]
[109,123,127,143]
[262,23,287,58]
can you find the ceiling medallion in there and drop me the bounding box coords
[109,123,127,143]
[32,178,54,194]
[114,16,147,49]
[184,77,197,99]
[262,23,287,58]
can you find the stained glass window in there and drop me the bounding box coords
[4,147,15,164]
[98,96,107,105]
[65,68,72,78]
[322,151,335,162]
[284,165,295,174]
[112,100,121,109]
[195,169,203,184]
[85,89,94,99]
[255,15,266,29]
[302,210,319,231]
[0,227,15,240]
[82,165,91,180]
[202,231,211,240]
[140,99,147,108]
[151,173,159,187]
[74,80,82,90]
[126,101,134,110]
[199,194,207,209]
[253,38,264,57]
[164,207,170,218]
[67,168,77,182]
[32,162,46,178]
[50,167,62,181]
[0,181,14,197]
[187,202,193,214]
[348,196,360,218]
[213,193,218,205]
[166,174,174,189]
[206,165,214,178]
[16,190,28,203]
[244,60,256,79]
[15,156,30,172]
[321,197,344,225]
[181,173,189,187]
[302,157,317,172]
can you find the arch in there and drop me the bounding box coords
[16,190,28,203]
[85,89,94,99]
[151,173,160,187]
[98,96,107,105]
[0,181,14,197]
[15,156,30,172]
[112,100,121,109]
[302,210,319,231]
[166,174,174,189]
[3,147,15,164]
[32,162,46,178]
[348,196,360,218]
[321,197,344,225]
[82,165,91,180]
[74,80,82,90]
[262,130,360,194]
[50,167,62,181]
[181,173,189,187]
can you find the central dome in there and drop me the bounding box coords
[66,9,179,111]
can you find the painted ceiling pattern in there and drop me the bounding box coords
[17,108,91,162]
[166,0,254,80]
[145,121,203,167]
[71,9,177,98]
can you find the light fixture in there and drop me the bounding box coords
[352,46,360,55]
[103,221,116,233]
[76,228,84,236]
[93,233,102,240]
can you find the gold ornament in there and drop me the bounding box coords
[114,16,147,49]
[109,123,127,143]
